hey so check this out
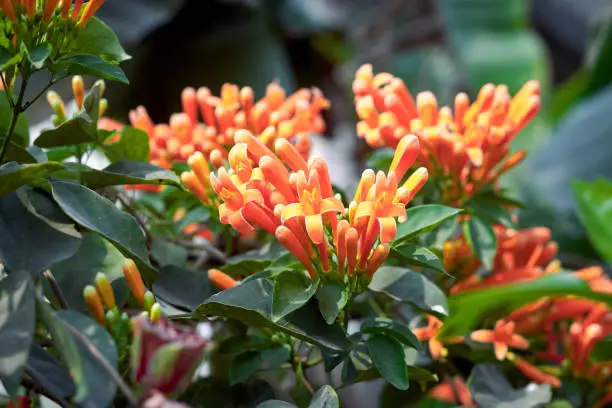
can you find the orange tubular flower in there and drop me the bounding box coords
[281,169,344,245]
[470,320,529,360]
[208,269,238,290]
[429,376,475,407]
[412,315,463,359]
[508,353,561,388]
[353,64,540,202]
[123,259,146,306]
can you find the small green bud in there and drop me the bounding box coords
[150,303,162,323]
[143,291,155,312]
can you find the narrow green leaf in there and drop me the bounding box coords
[395,205,462,245]
[272,270,318,321]
[462,217,497,270]
[50,180,153,277]
[0,271,35,395]
[308,385,339,408]
[369,266,448,316]
[37,299,87,401]
[365,333,409,390]
[316,281,349,325]
[572,179,612,261]
[361,317,422,351]
[230,351,262,385]
[0,161,63,197]
[62,161,181,189]
[389,243,450,276]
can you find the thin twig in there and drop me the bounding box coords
[23,74,64,110]
[0,73,13,108]
[116,193,153,246]
[0,65,29,163]
[43,270,70,309]
[62,324,138,406]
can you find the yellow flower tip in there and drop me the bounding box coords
[209,149,225,170]
[47,91,66,117]
[355,95,378,123]
[181,171,210,204]
[354,169,376,203]
[389,134,419,182]
[95,272,115,309]
[93,79,106,97]
[83,285,105,325]
[122,259,147,306]
[398,167,428,204]
[149,303,162,323]
[72,76,85,110]
[99,98,108,117]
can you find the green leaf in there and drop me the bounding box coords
[230,351,262,385]
[0,161,63,197]
[103,126,150,162]
[0,91,28,148]
[0,271,35,395]
[365,148,395,172]
[394,205,462,245]
[153,266,214,313]
[405,366,438,387]
[308,385,339,408]
[74,17,130,62]
[316,281,349,325]
[369,266,448,316]
[48,233,127,313]
[589,336,612,362]
[50,180,153,278]
[37,299,87,401]
[0,189,81,276]
[389,243,450,276]
[194,278,350,351]
[440,272,612,337]
[0,46,22,70]
[25,43,51,69]
[361,317,422,351]
[26,344,75,400]
[469,363,552,408]
[257,401,296,408]
[272,270,318,321]
[572,179,612,261]
[55,54,129,84]
[462,217,497,270]
[151,239,187,267]
[586,6,612,94]
[35,115,97,148]
[466,197,515,228]
[62,161,181,189]
[56,310,118,408]
[220,242,288,276]
[365,333,409,390]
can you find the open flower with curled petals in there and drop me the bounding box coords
[282,169,344,245]
[471,320,529,361]
[429,375,475,407]
[412,315,463,360]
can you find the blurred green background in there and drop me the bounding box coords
[31,0,612,279]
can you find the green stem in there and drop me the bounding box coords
[0,66,29,163]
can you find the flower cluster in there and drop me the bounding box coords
[121,82,329,171]
[1,0,104,25]
[426,226,612,404]
[47,75,107,126]
[183,130,428,286]
[353,64,540,203]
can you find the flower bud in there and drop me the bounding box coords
[99,98,108,117]
[123,259,146,306]
[95,273,115,309]
[150,303,162,323]
[131,316,207,396]
[83,285,105,325]
[143,291,155,312]
[72,76,85,109]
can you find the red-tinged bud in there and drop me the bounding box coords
[275,138,307,173]
[131,316,207,396]
[122,259,146,306]
[508,353,561,388]
[416,91,438,127]
[43,0,61,21]
[72,76,85,109]
[346,227,359,276]
[181,87,198,124]
[365,244,390,278]
[84,285,105,325]
[1,0,16,21]
[78,0,105,25]
[275,226,316,278]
